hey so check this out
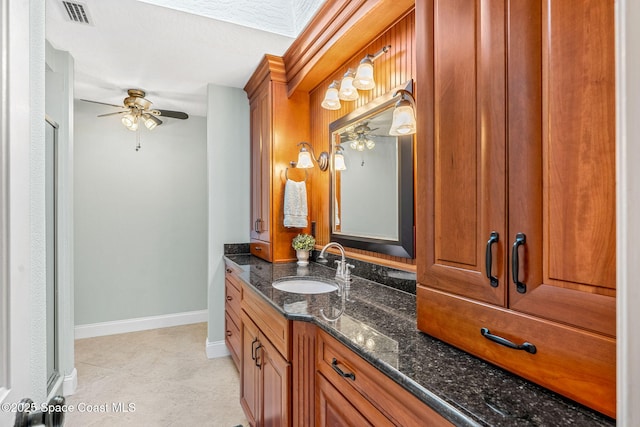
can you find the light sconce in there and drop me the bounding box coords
[291,142,329,171]
[321,81,341,110]
[333,145,347,171]
[389,81,417,136]
[353,45,391,91]
[338,69,359,101]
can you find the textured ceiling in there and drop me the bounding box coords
[46,0,324,117]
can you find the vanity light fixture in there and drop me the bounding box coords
[338,69,359,101]
[291,142,329,171]
[389,82,417,136]
[333,145,347,171]
[321,80,342,110]
[353,45,391,91]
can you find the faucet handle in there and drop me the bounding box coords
[344,263,355,280]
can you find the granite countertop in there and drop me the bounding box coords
[224,254,614,427]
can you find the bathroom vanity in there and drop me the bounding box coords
[224,254,614,427]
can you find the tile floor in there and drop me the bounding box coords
[64,323,248,426]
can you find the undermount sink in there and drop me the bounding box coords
[272,278,338,294]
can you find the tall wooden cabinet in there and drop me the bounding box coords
[415,0,616,417]
[244,55,311,262]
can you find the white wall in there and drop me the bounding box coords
[206,84,249,350]
[74,101,208,325]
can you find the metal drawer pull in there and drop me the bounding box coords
[226,330,232,337]
[226,295,233,301]
[331,358,355,380]
[226,268,232,273]
[511,233,527,293]
[480,328,536,354]
[485,231,499,287]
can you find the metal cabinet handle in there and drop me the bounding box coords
[251,337,259,360]
[331,358,355,380]
[226,330,232,337]
[511,233,527,293]
[254,246,262,251]
[226,268,232,273]
[254,219,259,232]
[254,344,262,369]
[485,231,499,288]
[226,295,233,301]
[481,328,536,354]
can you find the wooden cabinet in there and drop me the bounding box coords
[225,267,243,369]
[315,329,452,427]
[244,55,311,262]
[415,0,616,417]
[240,282,292,427]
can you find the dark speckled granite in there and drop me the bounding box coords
[223,243,250,255]
[225,254,614,427]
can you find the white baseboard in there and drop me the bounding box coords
[206,338,230,359]
[74,310,208,339]
[63,368,77,396]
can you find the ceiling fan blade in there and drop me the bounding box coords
[97,110,129,117]
[155,109,189,120]
[80,99,124,108]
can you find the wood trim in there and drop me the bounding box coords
[284,0,415,96]
[244,55,287,100]
[292,321,316,427]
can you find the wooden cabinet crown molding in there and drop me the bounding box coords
[244,54,287,100]
[283,0,415,96]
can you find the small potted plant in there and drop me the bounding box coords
[292,233,316,266]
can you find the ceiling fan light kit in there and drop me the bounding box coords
[82,89,190,132]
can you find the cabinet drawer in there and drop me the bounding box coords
[225,312,241,369]
[242,283,290,360]
[417,285,616,418]
[250,239,272,261]
[225,277,241,319]
[317,329,452,427]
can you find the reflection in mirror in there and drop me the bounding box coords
[330,86,414,258]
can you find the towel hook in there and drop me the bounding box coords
[285,167,308,182]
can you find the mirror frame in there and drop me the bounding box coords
[329,82,415,258]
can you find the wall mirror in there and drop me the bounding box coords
[330,84,414,258]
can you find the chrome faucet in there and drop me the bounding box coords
[318,242,355,282]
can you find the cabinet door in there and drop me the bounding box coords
[316,373,385,427]
[241,314,261,427]
[417,0,507,306]
[506,0,616,337]
[250,83,271,243]
[260,333,291,427]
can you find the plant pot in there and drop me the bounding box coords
[296,249,310,266]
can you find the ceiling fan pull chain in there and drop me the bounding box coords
[135,127,141,151]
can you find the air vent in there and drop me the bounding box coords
[60,1,92,25]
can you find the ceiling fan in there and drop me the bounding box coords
[81,89,189,131]
[340,122,383,151]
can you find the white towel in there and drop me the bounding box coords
[283,179,308,228]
